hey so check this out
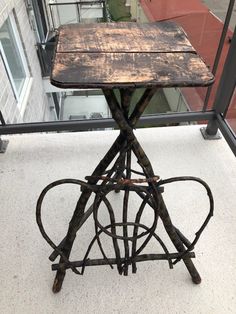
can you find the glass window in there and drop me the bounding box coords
[0,14,29,100]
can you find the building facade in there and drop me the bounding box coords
[0,0,50,124]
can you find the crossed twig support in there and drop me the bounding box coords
[36,88,214,293]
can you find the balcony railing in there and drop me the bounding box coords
[0,1,235,157]
[48,0,107,30]
[36,0,108,76]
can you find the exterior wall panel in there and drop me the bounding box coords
[0,0,49,123]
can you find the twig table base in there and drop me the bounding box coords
[36,22,214,293]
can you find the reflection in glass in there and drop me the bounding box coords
[0,18,26,96]
[226,88,236,135]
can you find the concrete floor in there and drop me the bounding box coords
[0,125,235,313]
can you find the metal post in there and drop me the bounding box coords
[203,0,235,111]
[202,26,236,139]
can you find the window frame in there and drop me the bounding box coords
[0,12,31,107]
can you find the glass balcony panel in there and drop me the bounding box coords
[50,3,79,28]
[225,87,236,135]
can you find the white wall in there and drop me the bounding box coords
[0,0,50,123]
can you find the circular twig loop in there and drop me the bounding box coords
[36,179,94,275]
[93,188,157,242]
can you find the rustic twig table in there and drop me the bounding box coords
[36,22,215,293]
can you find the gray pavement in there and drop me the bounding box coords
[202,0,236,29]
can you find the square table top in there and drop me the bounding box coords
[51,21,214,89]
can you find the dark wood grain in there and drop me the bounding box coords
[56,21,195,53]
[51,52,214,88]
[51,21,214,88]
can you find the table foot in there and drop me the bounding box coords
[183,257,201,284]
[192,274,202,285]
[52,270,66,293]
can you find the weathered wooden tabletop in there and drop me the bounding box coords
[51,21,214,89]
